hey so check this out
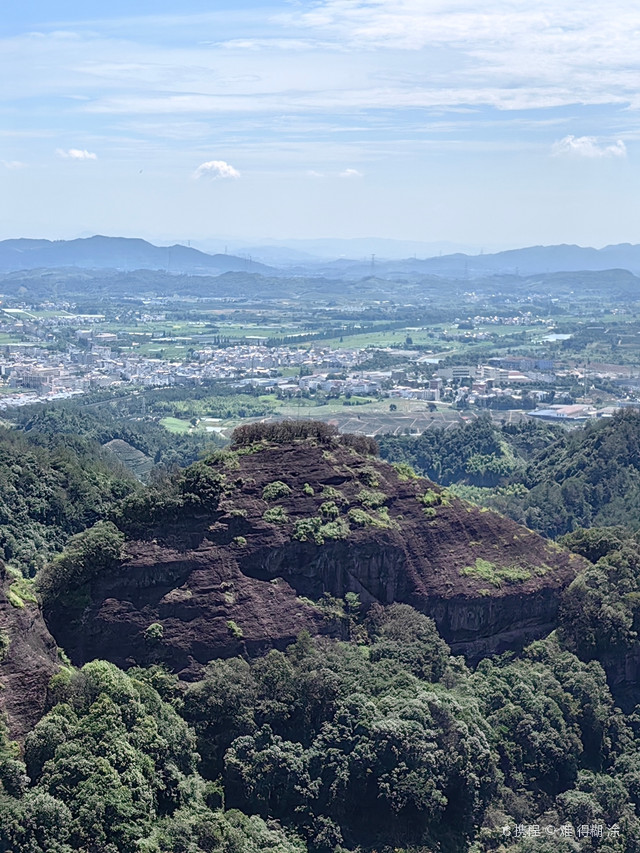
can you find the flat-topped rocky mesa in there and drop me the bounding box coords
[43,422,587,678]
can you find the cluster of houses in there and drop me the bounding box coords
[0,341,369,408]
[1,310,639,422]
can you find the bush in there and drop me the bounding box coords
[226,620,244,639]
[460,558,531,587]
[232,420,338,447]
[292,517,324,543]
[263,506,289,524]
[339,433,379,456]
[0,630,8,662]
[419,489,442,507]
[262,481,292,502]
[356,489,387,509]
[7,576,37,608]
[320,485,348,504]
[112,489,185,539]
[358,465,380,487]
[319,501,340,519]
[228,508,247,518]
[180,462,226,511]
[201,450,240,470]
[143,622,164,643]
[392,461,419,480]
[292,516,349,544]
[316,518,349,541]
[348,508,374,527]
[37,521,125,605]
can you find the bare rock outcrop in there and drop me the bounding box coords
[43,441,588,676]
[0,566,58,739]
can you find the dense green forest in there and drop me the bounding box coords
[0,385,282,573]
[379,410,640,537]
[5,412,640,850]
[4,605,640,853]
[13,388,230,470]
[0,427,134,573]
[0,385,249,574]
[378,416,548,487]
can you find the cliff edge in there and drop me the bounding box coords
[0,566,58,739]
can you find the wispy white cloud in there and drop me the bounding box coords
[218,38,325,52]
[284,0,640,111]
[193,160,240,180]
[1,160,26,169]
[56,147,97,159]
[6,3,640,125]
[290,0,639,57]
[551,135,627,159]
[339,168,363,177]
[3,2,640,247]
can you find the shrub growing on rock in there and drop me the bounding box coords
[262,481,292,502]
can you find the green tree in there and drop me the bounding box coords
[37,521,124,605]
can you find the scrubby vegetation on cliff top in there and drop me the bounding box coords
[231,418,379,456]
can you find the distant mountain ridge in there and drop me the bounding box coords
[406,243,640,278]
[3,235,640,280]
[298,243,640,279]
[0,235,274,275]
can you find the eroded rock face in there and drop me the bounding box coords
[56,543,330,679]
[421,587,566,659]
[44,442,588,676]
[0,566,59,740]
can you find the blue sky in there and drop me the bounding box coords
[2,0,640,251]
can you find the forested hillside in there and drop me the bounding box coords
[15,397,224,472]
[3,418,640,851]
[380,410,640,537]
[3,610,640,853]
[0,427,135,573]
[379,416,557,487]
